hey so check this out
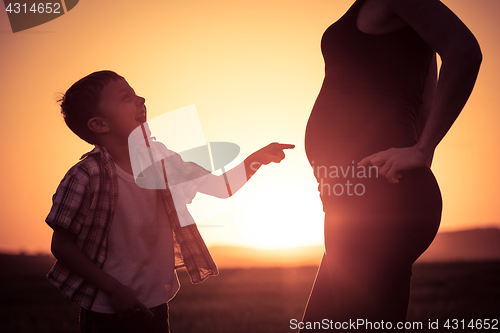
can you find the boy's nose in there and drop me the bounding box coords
[136,96,146,105]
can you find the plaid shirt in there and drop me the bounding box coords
[46,145,218,310]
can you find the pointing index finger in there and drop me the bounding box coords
[358,155,373,166]
[276,143,295,150]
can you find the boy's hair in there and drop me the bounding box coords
[59,70,124,144]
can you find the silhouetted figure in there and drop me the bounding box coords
[301,0,481,330]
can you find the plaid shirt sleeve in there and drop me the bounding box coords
[45,148,116,310]
[46,164,91,234]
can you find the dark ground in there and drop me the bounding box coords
[0,254,498,332]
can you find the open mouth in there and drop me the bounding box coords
[135,110,147,123]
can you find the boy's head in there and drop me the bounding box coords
[60,70,147,145]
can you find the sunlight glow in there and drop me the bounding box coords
[237,177,324,249]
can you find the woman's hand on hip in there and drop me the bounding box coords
[358,145,431,183]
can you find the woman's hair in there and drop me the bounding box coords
[59,70,124,144]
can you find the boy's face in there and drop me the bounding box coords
[96,78,147,141]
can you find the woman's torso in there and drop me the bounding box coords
[304,0,441,230]
[305,0,434,165]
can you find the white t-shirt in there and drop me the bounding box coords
[91,163,179,313]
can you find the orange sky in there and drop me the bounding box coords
[0,0,499,254]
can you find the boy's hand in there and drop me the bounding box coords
[50,227,153,321]
[253,142,295,165]
[108,282,154,320]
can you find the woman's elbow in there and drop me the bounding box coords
[474,47,482,67]
[463,43,482,66]
[452,40,482,67]
[440,46,482,76]
[440,32,481,63]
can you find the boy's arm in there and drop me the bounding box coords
[51,226,153,319]
[197,142,294,198]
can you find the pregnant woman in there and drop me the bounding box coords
[302,0,481,330]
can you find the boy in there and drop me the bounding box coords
[46,70,294,333]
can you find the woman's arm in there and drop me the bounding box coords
[359,0,482,182]
[394,0,482,156]
[417,52,438,166]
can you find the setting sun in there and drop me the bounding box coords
[236,173,324,249]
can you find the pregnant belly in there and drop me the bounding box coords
[305,98,419,166]
[304,94,441,231]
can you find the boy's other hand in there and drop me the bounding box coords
[108,282,154,320]
[254,142,295,165]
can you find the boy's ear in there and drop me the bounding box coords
[87,117,110,134]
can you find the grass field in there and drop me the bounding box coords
[0,254,499,332]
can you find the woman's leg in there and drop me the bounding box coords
[323,226,413,328]
[317,168,441,331]
[300,253,337,332]
[300,243,412,332]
